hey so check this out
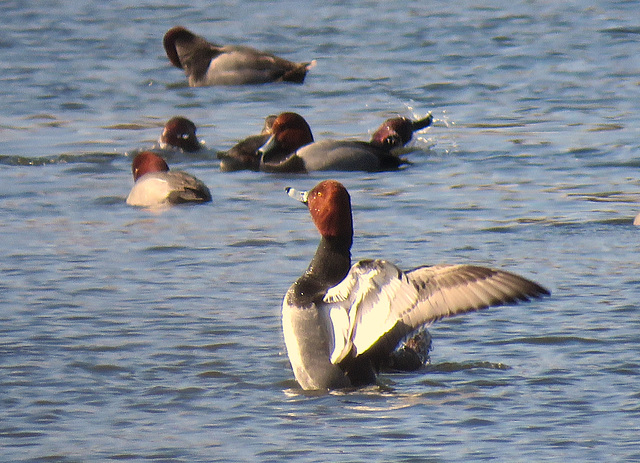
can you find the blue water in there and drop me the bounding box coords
[1,1,640,462]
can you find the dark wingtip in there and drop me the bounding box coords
[411,113,433,132]
[536,284,552,297]
[520,281,551,302]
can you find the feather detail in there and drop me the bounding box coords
[328,306,350,364]
[322,260,549,365]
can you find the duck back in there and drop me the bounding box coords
[297,140,405,172]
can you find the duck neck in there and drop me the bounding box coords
[307,236,352,286]
[291,235,351,308]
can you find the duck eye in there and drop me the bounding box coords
[384,134,402,147]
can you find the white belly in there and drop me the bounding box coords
[282,293,349,390]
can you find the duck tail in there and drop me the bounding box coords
[411,113,433,132]
[282,59,316,84]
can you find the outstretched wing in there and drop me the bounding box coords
[400,263,548,326]
[323,259,549,364]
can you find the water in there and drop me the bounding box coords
[1,0,639,461]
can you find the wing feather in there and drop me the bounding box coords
[323,260,415,363]
[350,268,418,356]
[322,260,549,364]
[404,264,548,325]
[328,306,350,364]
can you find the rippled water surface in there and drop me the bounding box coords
[1,1,640,462]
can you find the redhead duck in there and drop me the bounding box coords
[163,26,314,86]
[281,180,549,390]
[159,116,202,153]
[218,113,432,173]
[259,113,433,173]
[126,151,211,207]
[218,115,276,172]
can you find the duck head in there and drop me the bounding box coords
[370,114,433,149]
[287,180,353,244]
[160,116,201,152]
[259,112,314,167]
[131,151,169,181]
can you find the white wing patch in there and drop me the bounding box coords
[328,305,350,364]
[323,260,420,364]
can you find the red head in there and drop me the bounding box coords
[161,116,200,152]
[305,180,353,241]
[370,117,414,149]
[260,112,314,159]
[370,114,432,149]
[131,151,169,181]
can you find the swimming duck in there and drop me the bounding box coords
[259,113,432,173]
[159,116,202,153]
[163,26,314,86]
[218,113,432,172]
[281,180,550,390]
[218,115,276,172]
[126,151,211,207]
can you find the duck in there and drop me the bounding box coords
[258,112,433,173]
[126,151,211,207]
[158,116,202,153]
[218,113,432,173]
[163,26,314,86]
[218,115,276,172]
[281,180,550,390]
